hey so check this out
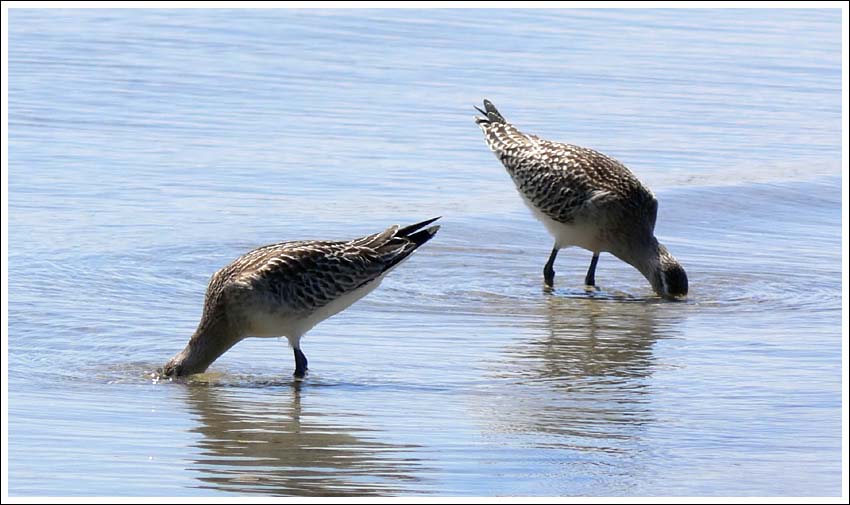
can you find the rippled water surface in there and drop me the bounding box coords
[6,8,844,496]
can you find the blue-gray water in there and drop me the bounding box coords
[7,8,843,497]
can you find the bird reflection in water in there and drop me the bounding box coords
[483,295,683,451]
[527,296,670,386]
[181,383,425,496]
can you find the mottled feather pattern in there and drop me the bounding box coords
[473,100,687,299]
[162,219,440,377]
[206,225,433,318]
[477,107,657,229]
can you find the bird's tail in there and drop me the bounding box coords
[347,218,441,288]
[396,216,441,247]
[352,217,440,282]
[474,99,507,125]
[372,217,440,274]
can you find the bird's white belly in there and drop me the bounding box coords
[246,311,299,338]
[521,196,602,252]
[244,277,386,344]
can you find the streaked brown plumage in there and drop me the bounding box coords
[162,217,441,379]
[475,99,687,298]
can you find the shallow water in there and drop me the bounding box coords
[6,8,843,497]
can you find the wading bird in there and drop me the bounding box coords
[475,100,686,298]
[162,218,441,379]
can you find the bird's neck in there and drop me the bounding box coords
[166,316,239,376]
[616,236,665,295]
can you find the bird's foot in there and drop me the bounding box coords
[293,347,308,380]
[543,270,555,289]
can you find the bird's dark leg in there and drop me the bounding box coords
[544,246,559,288]
[293,347,308,379]
[585,252,600,287]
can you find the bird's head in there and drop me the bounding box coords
[653,244,688,299]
